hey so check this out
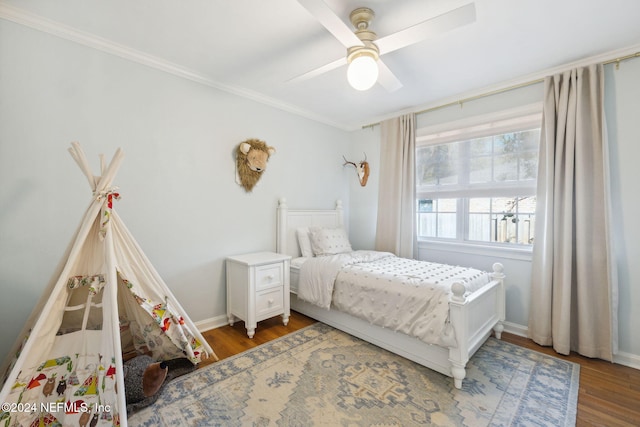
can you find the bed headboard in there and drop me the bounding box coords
[276,198,344,258]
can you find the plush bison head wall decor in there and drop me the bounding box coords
[235,138,276,192]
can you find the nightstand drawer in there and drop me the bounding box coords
[256,287,284,319]
[256,264,283,290]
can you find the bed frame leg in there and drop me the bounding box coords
[491,262,506,341]
[451,363,465,389]
[493,321,504,340]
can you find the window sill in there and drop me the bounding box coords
[417,239,533,262]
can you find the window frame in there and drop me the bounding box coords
[415,104,542,249]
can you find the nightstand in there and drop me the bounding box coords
[226,251,291,338]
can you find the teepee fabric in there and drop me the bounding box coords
[0,143,216,427]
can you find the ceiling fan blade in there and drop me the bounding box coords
[377,60,403,92]
[376,2,476,55]
[298,0,364,48]
[287,56,348,84]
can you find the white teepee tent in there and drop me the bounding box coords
[0,143,216,427]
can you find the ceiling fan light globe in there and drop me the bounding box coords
[347,55,379,91]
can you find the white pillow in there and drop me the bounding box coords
[296,227,314,258]
[308,226,352,256]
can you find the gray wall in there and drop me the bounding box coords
[605,58,640,364]
[0,20,351,364]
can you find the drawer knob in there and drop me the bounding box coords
[268,299,274,306]
[267,275,275,280]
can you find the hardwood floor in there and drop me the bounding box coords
[199,311,316,366]
[201,311,640,427]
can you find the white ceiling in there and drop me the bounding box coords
[2,0,640,130]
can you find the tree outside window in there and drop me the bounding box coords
[416,114,540,246]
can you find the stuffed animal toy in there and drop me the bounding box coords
[235,138,276,192]
[124,356,196,415]
[123,355,168,404]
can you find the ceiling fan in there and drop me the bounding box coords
[292,0,476,91]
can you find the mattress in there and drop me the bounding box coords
[294,251,490,346]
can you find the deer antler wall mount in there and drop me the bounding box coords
[343,153,370,187]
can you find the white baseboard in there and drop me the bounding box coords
[194,314,228,332]
[502,321,528,337]
[194,314,640,371]
[613,351,640,370]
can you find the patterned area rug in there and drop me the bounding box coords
[129,323,579,426]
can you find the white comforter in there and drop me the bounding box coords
[297,250,490,346]
[297,250,391,309]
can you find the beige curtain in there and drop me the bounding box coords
[375,113,416,258]
[528,64,618,360]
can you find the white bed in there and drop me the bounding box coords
[276,198,505,389]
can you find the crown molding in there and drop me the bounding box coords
[6,3,637,133]
[362,42,640,129]
[0,2,350,131]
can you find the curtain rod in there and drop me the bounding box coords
[362,50,640,130]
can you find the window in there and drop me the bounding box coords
[416,110,541,246]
